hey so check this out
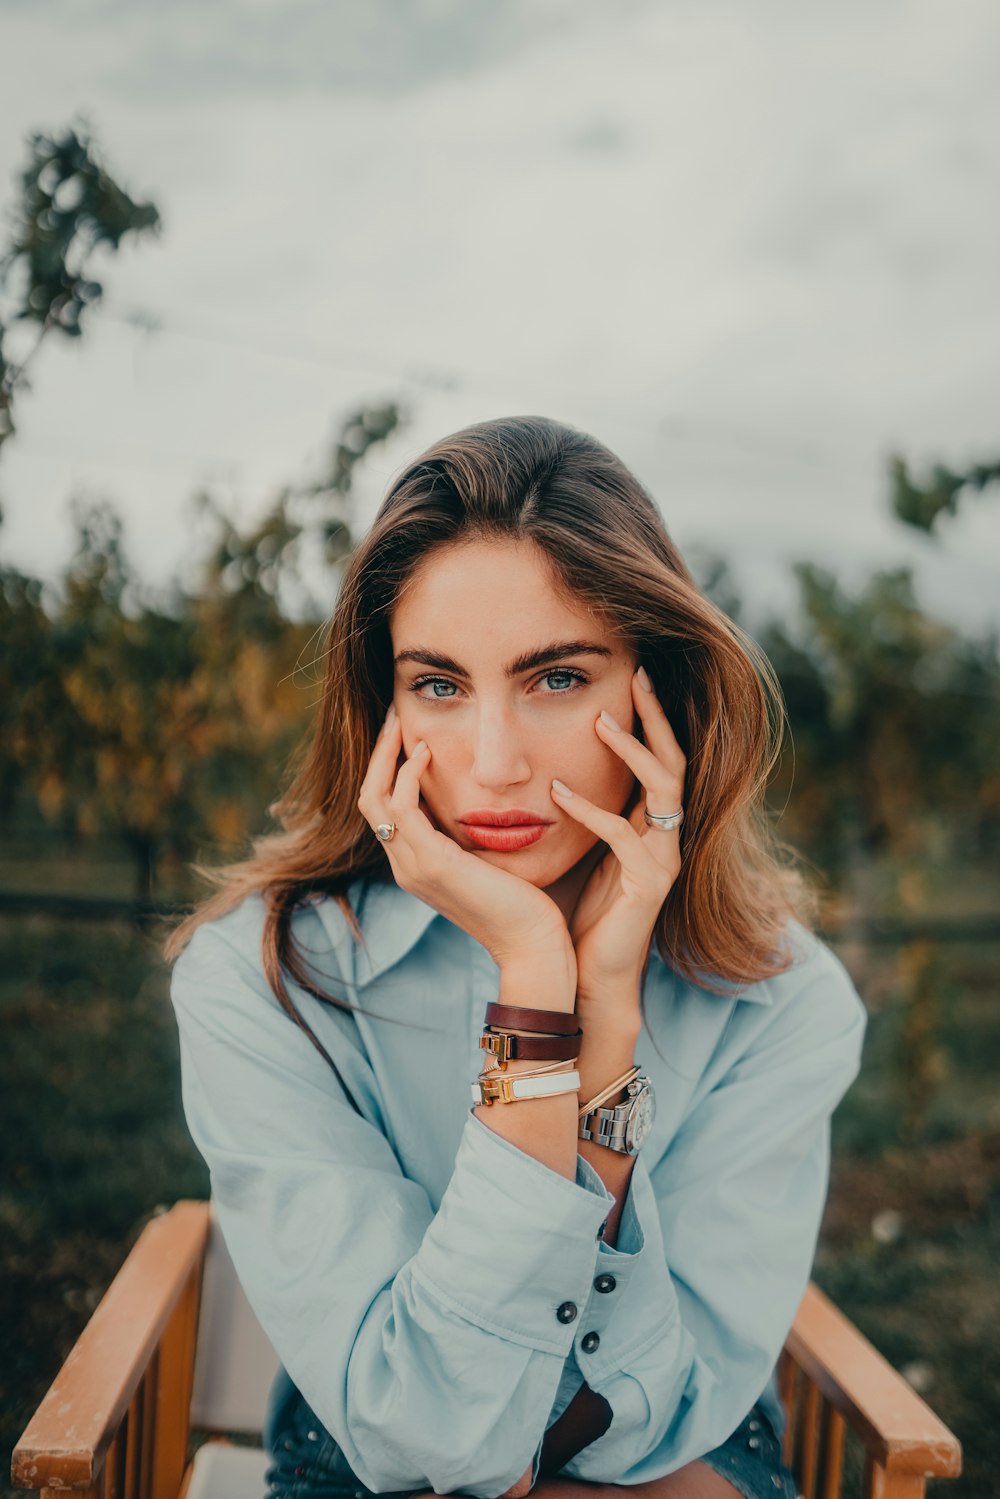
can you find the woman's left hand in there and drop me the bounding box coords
[550,666,687,1024]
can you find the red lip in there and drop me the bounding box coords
[459,808,554,827]
[463,824,549,852]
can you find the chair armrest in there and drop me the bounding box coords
[786,1281,962,1481]
[12,1200,211,1494]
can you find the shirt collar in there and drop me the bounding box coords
[314,874,776,1002]
[311,875,441,989]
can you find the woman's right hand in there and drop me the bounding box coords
[357,705,575,976]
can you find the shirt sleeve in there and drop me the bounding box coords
[557,945,868,1484]
[169,918,615,1499]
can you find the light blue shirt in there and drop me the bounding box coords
[170,875,867,1498]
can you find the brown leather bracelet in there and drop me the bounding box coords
[479,1028,583,1066]
[484,1001,579,1035]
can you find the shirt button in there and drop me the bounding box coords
[556,1300,578,1323]
[580,1331,601,1354]
[594,1273,616,1294]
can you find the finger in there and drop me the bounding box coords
[594,707,684,816]
[550,780,675,895]
[630,668,687,781]
[387,737,432,819]
[378,740,456,868]
[356,707,404,819]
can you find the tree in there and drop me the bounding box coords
[0,121,160,454]
[890,453,1000,534]
[762,563,1000,877]
[0,401,404,900]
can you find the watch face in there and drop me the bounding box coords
[625,1084,656,1150]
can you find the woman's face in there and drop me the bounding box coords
[389,537,639,887]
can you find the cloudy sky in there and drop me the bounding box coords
[1,0,998,631]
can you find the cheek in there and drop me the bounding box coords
[603,749,638,805]
[572,719,636,805]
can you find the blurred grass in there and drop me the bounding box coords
[2,907,998,1498]
[815,934,1000,1498]
[1,912,208,1499]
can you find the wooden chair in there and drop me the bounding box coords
[10,1200,962,1499]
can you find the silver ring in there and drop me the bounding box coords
[375,822,397,843]
[644,807,684,832]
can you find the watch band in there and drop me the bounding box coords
[480,1028,582,1066]
[472,1068,581,1106]
[578,1105,631,1146]
[577,1074,654,1155]
[484,1002,579,1035]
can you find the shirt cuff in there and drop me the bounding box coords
[575,1150,646,1271]
[411,1109,614,1355]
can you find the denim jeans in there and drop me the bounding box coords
[698,1400,800,1499]
[264,1385,800,1499]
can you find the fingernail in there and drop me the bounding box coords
[386,701,397,722]
[551,778,573,797]
[600,709,622,732]
[636,665,652,692]
[410,739,427,758]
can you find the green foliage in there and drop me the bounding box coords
[760,564,1000,871]
[0,121,161,451]
[0,563,50,814]
[0,400,403,898]
[890,452,1000,534]
[195,396,403,615]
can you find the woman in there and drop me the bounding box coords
[166,415,867,1499]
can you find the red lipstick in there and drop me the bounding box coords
[458,808,554,853]
[459,809,552,827]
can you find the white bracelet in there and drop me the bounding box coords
[472,1068,581,1106]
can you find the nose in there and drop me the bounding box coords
[468,701,531,789]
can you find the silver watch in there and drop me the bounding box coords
[578,1074,656,1155]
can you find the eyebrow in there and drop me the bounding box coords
[393,639,615,679]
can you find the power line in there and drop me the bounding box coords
[94,306,462,394]
[90,304,879,471]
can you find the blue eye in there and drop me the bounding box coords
[417,679,458,699]
[409,667,589,701]
[541,669,586,692]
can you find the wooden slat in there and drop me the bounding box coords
[150,1263,202,1499]
[139,1356,158,1499]
[12,1202,211,1492]
[103,1424,123,1499]
[817,1401,845,1499]
[780,1359,801,1471]
[786,1282,961,1480]
[797,1379,822,1499]
[123,1381,143,1499]
[777,1347,797,1422]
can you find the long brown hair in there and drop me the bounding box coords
[164,415,814,1066]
